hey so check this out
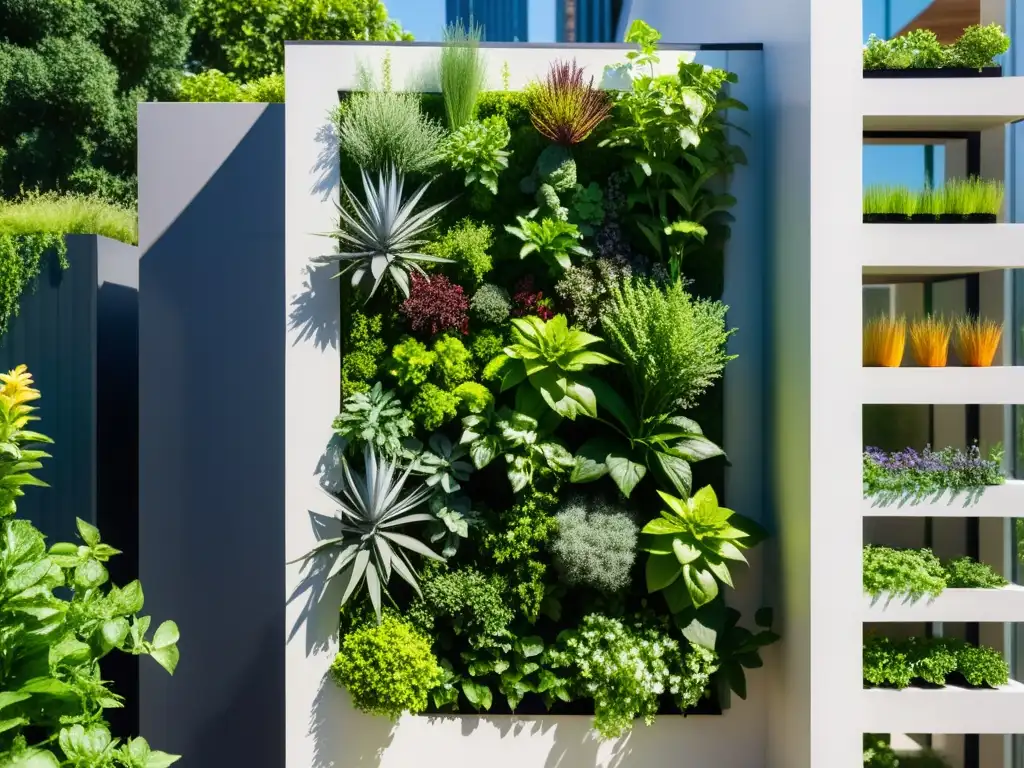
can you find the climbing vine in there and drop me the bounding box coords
[0,233,68,339]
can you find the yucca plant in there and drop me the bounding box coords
[954,316,1003,366]
[291,444,442,620]
[314,166,453,300]
[909,315,953,367]
[439,19,487,130]
[863,314,906,367]
[527,59,613,146]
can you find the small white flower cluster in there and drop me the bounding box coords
[551,614,714,740]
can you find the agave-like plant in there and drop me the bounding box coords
[314,165,453,301]
[292,444,443,620]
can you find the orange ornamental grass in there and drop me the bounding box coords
[909,315,953,367]
[954,316,1003,367]
[527,59,613,146]
[863,314,906,367]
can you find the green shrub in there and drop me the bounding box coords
[471,283,511,325]
[453,381,494,414]
[177,69,284,102]
[943,556,1008,589]
[470,328,506,364]
[330,615,442,719]
[550,495,638,593]
[389,337,436,388]
[950,23,1010,70]
[863,635,1009,689]
[425,219,494,288]
[892,29,945,69]
[956,643,1009,687]
[433,335,476,389]
[410,383,459,430]
[343,311,386,395]
[410,567,513,640]
[334,90,445,175]
[862,546,946,601]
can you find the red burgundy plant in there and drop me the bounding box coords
[528,59,613,146]
[511,275,555,320]
[400,273,470,335]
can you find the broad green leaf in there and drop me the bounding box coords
[584,376,639,434]
[76,518,101,547]
[569,438,619,483]
[468,436,500,470]
[74,558,107,589]
[462,680,492,711]
[660,578,693,614]
[645,553,681,592]
[153,621,179,649]
[727,663,748,700]
[683,564,719,608]
[518,636,544,658]
[672,539,701,565]
[706,558,735,587]
[668,435,725,463]
[718,541,749,562]
[0,716,28,734]
[606,452,646,498]
[150,645,180,676]
[641,518,682,536]
[3,749,61,768]
[681,618,718,650]
[0,692,31,712]
[652,450,693,498]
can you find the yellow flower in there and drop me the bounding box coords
[0,364,40,407]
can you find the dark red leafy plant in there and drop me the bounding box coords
[528,59,613,146]
[512,275,555,320]
[400,273,470,335]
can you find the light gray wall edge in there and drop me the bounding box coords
[137,102,285,767]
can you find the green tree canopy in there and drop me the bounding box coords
[188,0,412,81]
[0,0,192,206]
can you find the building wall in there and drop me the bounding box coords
[557,0,619,42]
[137,102,286,767]
[446,0,529,41]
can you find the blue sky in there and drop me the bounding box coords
[385,0,556,42]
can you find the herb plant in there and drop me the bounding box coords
[863,444,1004,499]
[332,383,415,458]
[550,495,638,593]
[410,384,460,430]
[440,116,512,196]
[293,445,442,619]
[863,634,1008,689]
[335,91,446,175]
[944,556,1008,589]
[315,166,453,300]
[862,545,947,601]
[424,219,494,288]
[526,60,612,146]
[950,23,1011,70]
[504,216,590,274]
[400,274,470,336]
[470,283,512,325]
[389,337,436,388]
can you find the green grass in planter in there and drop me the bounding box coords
[862,179,1003,217]
[439,20,487,130]
[0,191,137,245]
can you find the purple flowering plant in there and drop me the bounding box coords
[863,443,1004,499]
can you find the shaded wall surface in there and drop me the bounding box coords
[137,102,285,767]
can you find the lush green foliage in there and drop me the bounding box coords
[440,117,512,197]
[332,383,415,458]
[425,220,494,289]
[863,24,1009,71]
[316,167,452,300]
[342,311,386,395]
[0,0,191,205]
[944,556,1008,589]
[439,21,487,131]
[334,92,446,176]
[863,444,1004,500]
[863,634,1008,689]
[188,0,410,81]
[0,366,181,766]
[177,69,284,102]
[330,615,440,719]
[324,29,763,734]
[863,546,1008,599]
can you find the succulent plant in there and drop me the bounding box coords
[314,165,453,301]
[414,433,474,493]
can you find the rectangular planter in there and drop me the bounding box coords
[861,479,1024,517]
[863,76,1024,131]
[862,214,997,223]
[861,366,1024,405]
[864,66,1002,79]
[862,585,1024,622]
[862,682,1024,734]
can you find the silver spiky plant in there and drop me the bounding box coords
[313,165,453,301]
[291,444,443,620]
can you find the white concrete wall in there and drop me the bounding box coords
[284,41,767,768]
[620,3,863,768]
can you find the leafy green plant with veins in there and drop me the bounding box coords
[0,366,181,768]
[291,444,443,620]
[414,433,474,493]
[440,116,512,196]
[504,216,590,274]
[485,314,616,420]
[332,383,416,458]
[641,486,767,611]
[314,166,452,301]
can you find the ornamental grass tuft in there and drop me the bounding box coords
[527,59,613,146]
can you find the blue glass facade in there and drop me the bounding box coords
[445,0,529,42]
[556,0,620,42]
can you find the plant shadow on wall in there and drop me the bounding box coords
[289,264,341,352]
[291,20,776,754]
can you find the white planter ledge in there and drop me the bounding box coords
[862,585,1024,622]
[861,480,1024,517]
[863,682,1024,734]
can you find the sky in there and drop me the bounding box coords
[385,0,556,43]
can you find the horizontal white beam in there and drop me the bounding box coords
[862,585,1024,622]
[863,76,1024,131]
[861,367,1024,404]
[862,682,1024,734]
[862,480,1024,517]
[862,225,1024,283]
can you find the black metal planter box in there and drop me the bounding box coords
[862,213,998,223]
[863,66,1002,79]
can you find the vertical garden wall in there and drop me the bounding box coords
[284,36,768,767]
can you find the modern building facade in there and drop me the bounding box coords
[446,0,528,41]
[556,0,623,42]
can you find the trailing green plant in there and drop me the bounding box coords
[315,166,453,301]
[329,614,441,719]
[0,365,181,767]
[471,283,512,325]
[342,311,386,395]
[290,444,442,620]
[550,494,638,593]
[863,634,1009,689]
[641,485,766,611]
[505,216,590,275]
[410,383,460,430]
[439,116,512,196]
[548,613,717,739]
[485,314,616,420]
[334,90,446,174]
[332,383,416,458]
[425,219,494,288]
[943,556,1007,589]
[461,406,575,493]
[389,337,436,388]
[602,20,746,278]
[439,20,487,130]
